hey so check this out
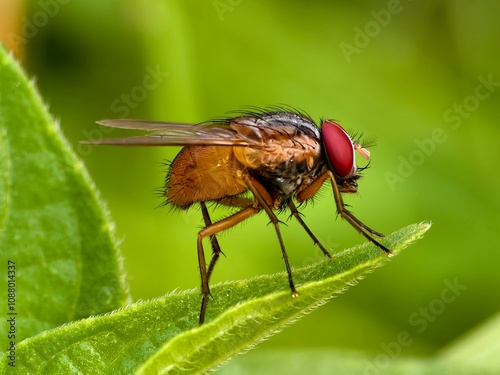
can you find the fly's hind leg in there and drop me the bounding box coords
[197,202,259,325]
[201,198,254,281]
[200,202,222,282]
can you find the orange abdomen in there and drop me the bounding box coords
[166,146,247,208]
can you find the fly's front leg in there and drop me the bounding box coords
[296,170,390,254]
[326,171,391,254]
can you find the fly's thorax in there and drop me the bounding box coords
[231,122,322,168]
[230,114,323,202]
[233,142,323,204]
[232,135,322,176]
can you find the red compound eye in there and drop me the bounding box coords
[321,121,356,179]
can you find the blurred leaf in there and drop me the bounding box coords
[2,223,429,374]
[439,312,500,373]
[0,44,130,355]
[216,349,495,375]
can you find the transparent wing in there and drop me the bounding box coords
[81,119,262,147]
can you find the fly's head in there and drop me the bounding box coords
[321,120,371,193]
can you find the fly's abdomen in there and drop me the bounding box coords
[166,145,247,208]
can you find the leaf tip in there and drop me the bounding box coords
[420,220,432,231]
[415,221,432,239]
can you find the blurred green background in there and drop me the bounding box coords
[3,0,499,364]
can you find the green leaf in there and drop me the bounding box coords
[3,223,429,374]
[0,43,432,375]
[0,44,130,354]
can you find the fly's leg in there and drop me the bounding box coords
[200,202,222,282]
[202,198,255,281]
[327,171,391,254]
[243,174,298,298]
[287,201,331,258]
[197,204,260,325]
[296,171,390,254]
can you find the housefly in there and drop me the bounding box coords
[82,108,391,324]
